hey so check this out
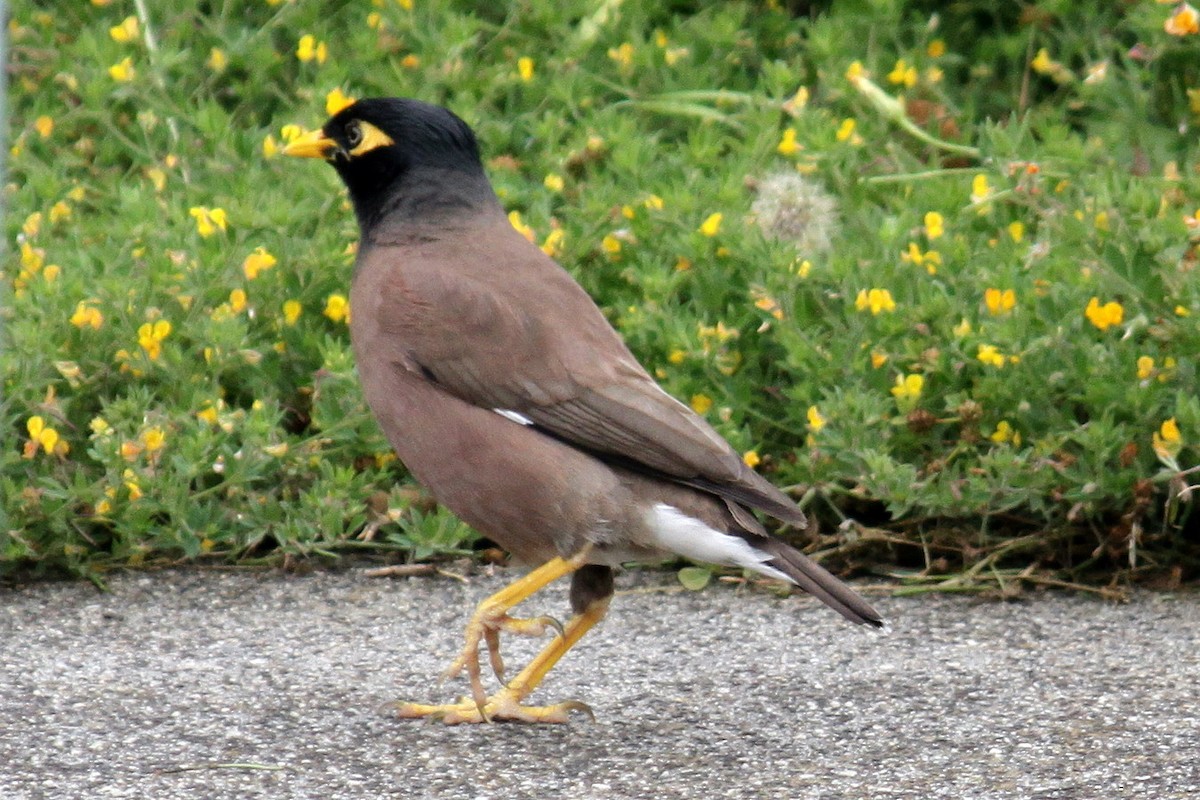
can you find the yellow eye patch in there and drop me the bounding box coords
[349,121,395,156]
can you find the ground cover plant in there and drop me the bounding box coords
[5,0,1199,592]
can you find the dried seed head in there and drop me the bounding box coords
[751,173,839,257]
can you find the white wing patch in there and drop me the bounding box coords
[493,408,534,426]
[647,503,791,583]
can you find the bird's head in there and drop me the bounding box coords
[284,97,490,232]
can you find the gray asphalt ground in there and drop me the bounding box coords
[1,567,1196,800]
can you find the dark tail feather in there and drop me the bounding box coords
[761,538,884,628]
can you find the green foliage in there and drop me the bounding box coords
[5,1,1198,581]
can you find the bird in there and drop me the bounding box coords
[284,97,883,724]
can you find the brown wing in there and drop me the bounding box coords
[357,224,807,527]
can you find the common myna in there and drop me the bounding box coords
[285,98,882,724]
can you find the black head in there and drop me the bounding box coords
[285,97,492,232]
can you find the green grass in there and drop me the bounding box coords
[5,1,1199,588]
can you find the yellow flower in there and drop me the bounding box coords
[197,403,219,425]
[397,0,413,9]
[953,318,972,337]
[754,296,784,322]
[698,212,723,237]
[367,11,384,29]
[990,420,1019,445]
[984,288,1016,316]
[25,416,63,457]
[697,321,738,345]
[900,241,942,275]
[806,405,826,432]
[296,34,328,64]
[667,349,686,365]
[517,56,534,82]
[1031,48,1055,74]
[1153,418,1183,462]
[887,59,917,88]
[508,210,535,242]
[835,118,857,142]
[1085,297,1124,331]
[207,47,228,71]
[23,212,43,239]
[1008,221,1025,242]
[977,344,1005,367]
[109,57,135,82]
[189,206,227,237]
[142,427,166,453]
[109,15,139,43]
[742,450,761,468]
[540,228,565,258]
[970,174,992,204]
[601,234,622,257]
[1136,356,1155,381]
[608,42,634,70]
[21,242,44,273]
[283,299,302,325]
[845,61,866,84]
[543,173,564,193]
[137,320,172,360]
[262,134,279,158]
[48,200,70,223]
[400,54,420,69]
[124,470,143,501]
[90,417,112,436]
[1165,3,1200,35]
[1094,211,1109,232]
[229,288,247,313]
[145,166,166,192]
[870,351,888,369]
[927,39,946,58]
[782,86,809,115]
[777,127,799,156]
[664,46,689,66]
[890,373,924,412]
[855,288,897,314]
[690,394,713,415]
[34,116,54,138]
[324,293,349,323]
[242,247,277,280]
[326,87,355,116]
[924,211,944,240]
[70,302,104,329]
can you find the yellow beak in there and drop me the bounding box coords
[283,128,338,159]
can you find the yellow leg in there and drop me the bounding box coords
[399,548,593,721]
[397,596,609,724]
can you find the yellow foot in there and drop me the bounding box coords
[396,690,594,725]
[443,611,564,709]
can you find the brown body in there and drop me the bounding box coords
[350,214,745,567]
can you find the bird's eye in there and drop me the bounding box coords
[345,121,363,148]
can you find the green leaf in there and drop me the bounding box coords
[677,566,713,591]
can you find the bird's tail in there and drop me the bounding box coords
[758,537,884,627]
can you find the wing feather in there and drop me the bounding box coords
[360,230,807,528]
